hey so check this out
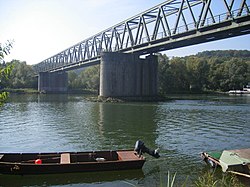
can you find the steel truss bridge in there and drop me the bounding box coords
[33,0,250,73]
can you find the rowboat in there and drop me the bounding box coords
[0,140,159,175]
[201,148,250,178]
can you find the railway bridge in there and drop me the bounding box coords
[33,0,250,98]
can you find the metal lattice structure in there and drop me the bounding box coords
[34,0,250,73]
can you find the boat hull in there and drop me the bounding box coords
[201,148,250,178]
[0,160,145,175]
[0,150,145,175]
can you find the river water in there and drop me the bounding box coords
[0,94,249,186]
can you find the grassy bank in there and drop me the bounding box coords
[4,88,97,94]
[4,88,39,94]
[159,171,245,187]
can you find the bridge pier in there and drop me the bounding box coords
[99,52,158,100]
[38,72,68,93]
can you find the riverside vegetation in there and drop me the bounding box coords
[0,40,13,106]
[125,171,245,186]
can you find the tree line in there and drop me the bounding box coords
[1,50,249,94]
[0,60,37,89]
[68,50,250,94]
[158,50,250,94]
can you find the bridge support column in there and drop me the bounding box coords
[99,52,158,100]
[38,72,68,93]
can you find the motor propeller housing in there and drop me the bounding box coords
[134,140,160,158]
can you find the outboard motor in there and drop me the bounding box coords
[134,140,160,158]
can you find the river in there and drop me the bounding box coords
[0,94,249,186]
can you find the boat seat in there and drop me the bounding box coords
[117,151,139,161]
[60,153,71,164]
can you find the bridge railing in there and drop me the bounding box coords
[33,0,250,73]
[113,6,250,53]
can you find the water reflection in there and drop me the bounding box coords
[0,170,144,187]
[97,102,159,150]
[153,96,250,182]
[156,98,249,155]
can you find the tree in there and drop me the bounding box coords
[158,54,174,94]
[6,60,37,88]
[186,57,209,91]
[169,57,189,91]
[223,58,249,91]
[207,59,225,91]
[158,50,250,93]
[0,41,13,106]
[0,65,13,105]
[68,71,81,89]
[0,40,13,62]
[68,66,100,91]
[79,65,100,90]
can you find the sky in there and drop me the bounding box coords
[0,0,250,65]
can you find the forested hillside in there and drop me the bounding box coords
[158,50,250,93]
[196,50,250,58]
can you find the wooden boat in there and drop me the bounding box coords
[201,148,250,178]
[0,140,159,175]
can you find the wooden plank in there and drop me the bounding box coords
[228,171,250,178]
[60,153,70,164]
[117,151,139,161]
[228,148,250,160]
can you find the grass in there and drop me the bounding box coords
[159,171,245,187]
[194,172,245,187]
[5,88,39,94]
[160,171,177,187]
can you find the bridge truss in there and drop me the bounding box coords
[34,0,250,73]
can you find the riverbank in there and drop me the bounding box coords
[4,88,96,95]
[86,95,169,102]
[4,88,39,94]
[4,88,227,94]
[4,88,229,101]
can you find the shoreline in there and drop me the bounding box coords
[3,88,234,103]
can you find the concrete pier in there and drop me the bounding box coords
[99,52,158,99]
[38,72,68,93]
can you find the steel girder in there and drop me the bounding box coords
[33,0,250,73]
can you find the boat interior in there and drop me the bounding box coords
[0,151,122,164]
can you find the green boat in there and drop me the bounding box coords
[201,148,250,178]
